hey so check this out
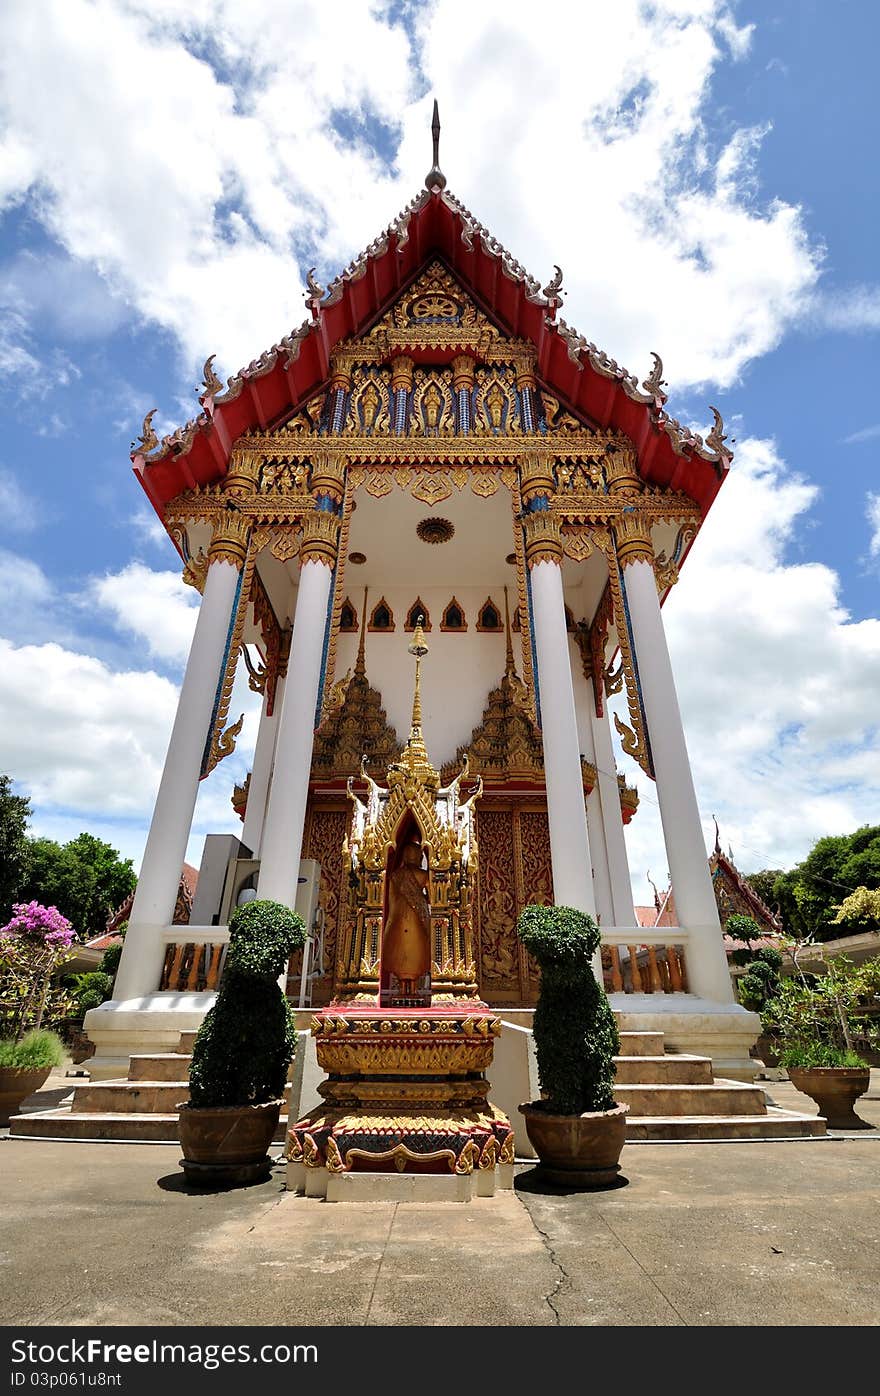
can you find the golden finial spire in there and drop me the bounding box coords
[355,587,368,678]
[408,615,429,735]
[391,613,439,789]
[503,586,515,676]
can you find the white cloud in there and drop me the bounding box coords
[0,639,177,815]
[0,0,820,390]
[0,635,259,870]
[90,562,199,666]
[0,466,42,531]
[130,507,173,552]
[0,547,56,643]
[812,284,880,333]
[618,436,880,898]
[842,424,880,446]
[867,493,880,559]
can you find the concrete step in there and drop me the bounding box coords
[626,1109,827,1141]
[613,1054,713,1086]
[178,1031,198,1053]
[615,1081,767,1117]
[617,1031,665,1057]
[128,1053,192,1082]
[73,1081,190,1113]
[9,1108,289,1144]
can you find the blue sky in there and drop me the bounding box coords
[0,0,878,900]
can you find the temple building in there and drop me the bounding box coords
[78,110,766,1094]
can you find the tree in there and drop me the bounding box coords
[770,826,880,942]
[20,834,136,942]
[743,869,783,912]
[0,775,31,921]
[831,886,880,931]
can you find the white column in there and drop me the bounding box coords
[622,557,733,1001]
[591,705,638,927]
[257,561,332,906]
[572,670,614,927]
[114,556,243,1000]
[241,674,285,858]
[530,559,597,918]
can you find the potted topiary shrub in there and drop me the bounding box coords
[516,903,627,1188]
[768,947,880,1128]
[177,898,306,1185]
[0,1029,65,1125]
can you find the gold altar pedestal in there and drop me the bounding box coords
[287,1003,514,1198]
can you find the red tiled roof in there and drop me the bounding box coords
[133,185,731,525]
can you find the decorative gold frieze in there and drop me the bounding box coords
[604,444,641,495]
[614,511,654,568]
[300,509,341,567]
[390,355,414,393]
[223,448,261,500]
[207,511,251,570]
[309,451,347,504]
[450,354,475,392]
[519,454,556,506]
[522,509,563,567]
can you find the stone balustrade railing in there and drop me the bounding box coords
[600,927,689,995]
[159,926,229,993]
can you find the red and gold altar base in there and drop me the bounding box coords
[288,1004,514,1192]
[287,624,514,1198]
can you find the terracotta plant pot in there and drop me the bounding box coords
[788,1066,871,1129]
[519,1101,629,1188]
[0,1067,51,1127]
[178,1099,283,1185]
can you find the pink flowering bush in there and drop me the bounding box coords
[1,901,76,950]
[0,902,76,1043]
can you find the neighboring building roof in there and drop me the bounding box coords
[709,825,781,936]
[634,904,676,928]
[97,863,199,941]
[132,177,731,524]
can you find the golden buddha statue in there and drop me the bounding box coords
[383,839,431,999]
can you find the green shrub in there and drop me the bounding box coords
[725,914,762,945]
[516,904,618,1114]
[0,1029,65,1070]
[99,943,122,978]
[188,900,307,1109]
[780,1042,867,1070]
[70,971,113,1016]
[736,946,784,1014]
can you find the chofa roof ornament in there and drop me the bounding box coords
[424,99,446,191]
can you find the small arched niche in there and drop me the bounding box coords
[440,597,467,632]
[368,597,395,632]
[339,597,358,632]
[404,598,432,632]
[476,597,503,632]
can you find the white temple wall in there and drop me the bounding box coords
[333,585,510,767]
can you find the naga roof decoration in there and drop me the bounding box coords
[132,159,732,520]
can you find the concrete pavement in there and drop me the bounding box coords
[2,1088,879,1326]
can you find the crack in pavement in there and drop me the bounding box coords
[519,1202,568,1325]
[363,1204,398,1325]
[596,1211,687,1325]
